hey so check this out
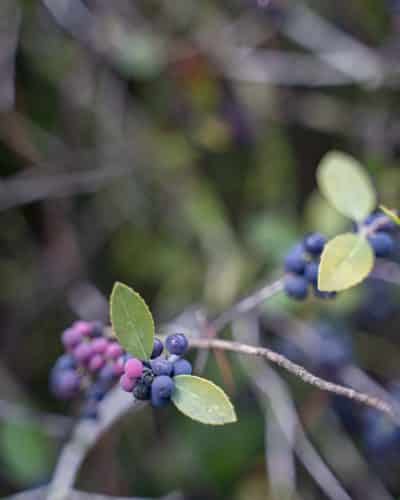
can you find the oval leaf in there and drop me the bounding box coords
[172,375,237,425]
[110,282,154,360]
[379,205,400,226]
[317,151,376,221]
[318,233,374,292]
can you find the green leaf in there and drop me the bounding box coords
[172,375,237,425]
[317,151,376,221]
[379,205,400,225]
[110,282,154,360]
[318,233,374,292]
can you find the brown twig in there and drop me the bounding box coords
[189,337,399,423]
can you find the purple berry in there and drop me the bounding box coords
[151,338,164,359]
[151,358,173,376]
[165,334,189,356]
[106,342,123,359]
[98,364,115,382]
[51,370,80,399]
[62,328,82,349]
[92,338,108,354]
[55,354,76,371]
[120,374,136,392]
[73,321,93,337]
[88,354,105,372]
[173,359,192,376]
[73,342,93,363]
[124,358,143,379]
[113,357,125,377]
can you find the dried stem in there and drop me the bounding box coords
[189,337,399,423]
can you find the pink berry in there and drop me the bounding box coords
[73,321,93,337]
[113,357,125,377]
[88,354,105,372]
[124,358,143,379]
[62,328,82,349]
[92,338,108,354]
[74,343,92,363]
[106,342,123,359]
[120,374,136,392]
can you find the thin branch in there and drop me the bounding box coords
[8,487,182,500]
[189,337,399,423]
[46,390,145,500]
[211,278,284,332]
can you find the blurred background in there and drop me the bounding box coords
[2,0,400,499]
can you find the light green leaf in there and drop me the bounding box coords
[110,282,154,360]
[317,151,376,221]
[379,205,400,225]
[172,375,237,425]
[318,233,374,292]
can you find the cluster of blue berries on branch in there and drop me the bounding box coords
[283,232,335,300]
[50,320,192,418]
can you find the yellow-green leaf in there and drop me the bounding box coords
[318,233,374,292]
[172,375,237,425]
[379,205,400,225]
[317,151,376,221]
[110,282,154,360]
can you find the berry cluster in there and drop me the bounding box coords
[50,321,192,418]
[363,213,397,258]
[283,232,336,300]
[119,334,192,409]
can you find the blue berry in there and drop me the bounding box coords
[368,232,395,257]
[151,338,164,359]
[54,354,76,371]
[86,381,109,401]
[284,275,309,300]
[284,244,306,274]
[173,359,193,376]
[133,382,151,400]
[166,334,189,356]
[81,400,98,420]
[151,358,173,376]
[304,233,326,255]
[50,370,80,399]
[304,261,319,285]
[151,375,174,401]
[98,364,115,382]
[141,367,155,386]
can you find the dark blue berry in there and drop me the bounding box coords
[304,233,326,255]
[54,354,76,371]
[141,367,155,386]
[304,261,319,285]
[173,359,193,376]
[151,358,173,376]
[284,244,306,274]
[368,232,395,257]
[133,382,151,400]
[165,334,189,356]
[365,213,397,232]
[151,375,174,400]
[151,338,164,359]
[284,275,309,300]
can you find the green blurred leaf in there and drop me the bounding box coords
[304,191,347,237]
[318,233,374,292]
[0,422,54,484]
[110,282,154,360]
[317,151,376,221]
[172,375,237,425]
[379,205,400,225]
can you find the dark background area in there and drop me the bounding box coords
[1,1,400,499]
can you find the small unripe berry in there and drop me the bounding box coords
[166,334,189,356]
[120,374,136,392]
[92,338,108,354]
[113,357,125,377]
[74,342,93,363]
[106,342,123,359]
[88,354,105,372]
[73,321,93,337]
[124,358,143,379]
[62,328,82,349]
